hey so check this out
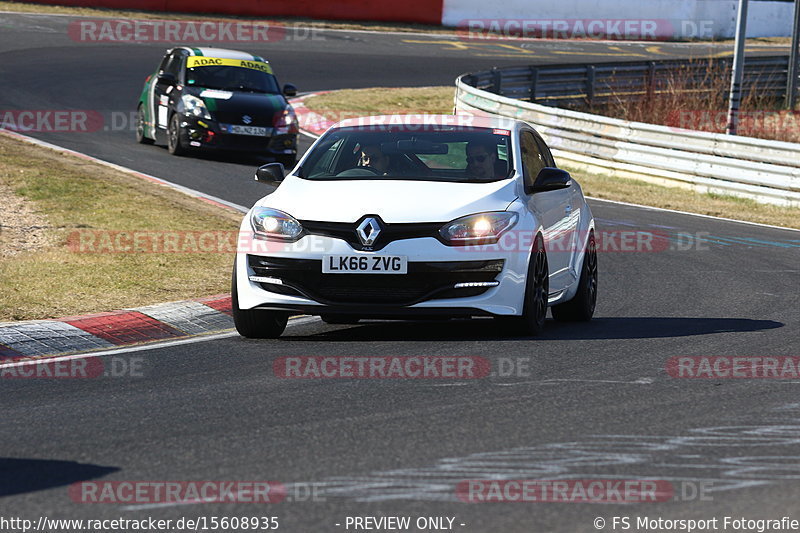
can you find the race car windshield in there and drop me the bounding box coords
[186,66,281,94]
[299,126,514,183]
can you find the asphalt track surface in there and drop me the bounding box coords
[1,11,800,533]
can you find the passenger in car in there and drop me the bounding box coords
[465,141,507,180]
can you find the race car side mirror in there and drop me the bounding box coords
[255,163,285,184]
[156,73,177,86]
[529,167,572,194]
[283,84,297,97]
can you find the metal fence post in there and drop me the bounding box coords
[647,61,657,100]
[586,65,596,108]
[726,0,749,135]
[529,66,539,102]
[491,67,502,95]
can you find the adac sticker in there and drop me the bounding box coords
[186,56,272,74]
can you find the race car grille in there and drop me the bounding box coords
[214,112,272,127]
[248,256,503,305]
[299,220,445,251]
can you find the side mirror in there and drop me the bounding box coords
[283,83,297,97]
[156,73,176,86]
[255,163,285,184]
[529,167,572,194]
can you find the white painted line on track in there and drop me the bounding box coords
[0,316,321,370]
[299,130,320,140]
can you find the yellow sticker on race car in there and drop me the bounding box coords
[186,56,273,74]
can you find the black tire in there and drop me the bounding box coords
[552,230,598,322]
[135,105,154,145]
[231,261,288,339]
[497,233,549,336]
[167,114,187,156]
[320,314,360,325]
[275,154,296,169]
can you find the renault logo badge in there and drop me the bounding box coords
[356,217,381,246]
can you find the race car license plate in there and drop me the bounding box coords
[322,255,407,274]
[226,124,268,136]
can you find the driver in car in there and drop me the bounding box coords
[359,144,391,175]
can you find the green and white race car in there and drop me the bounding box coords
[136,46,298,167]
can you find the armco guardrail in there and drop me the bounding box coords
[463,56,791,108]
[455,61,800,207]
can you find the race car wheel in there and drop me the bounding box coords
[232,261,288,339]
[320,314,360,325]
[498,233,549,336]
[135,105,154,145]
[552,230,597,322]
[167,114,188,156]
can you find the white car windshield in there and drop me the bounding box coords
[299,125,514,183]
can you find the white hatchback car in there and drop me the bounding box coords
[233,115,597,338]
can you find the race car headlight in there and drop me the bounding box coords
[439,212,518,245]
[251,207,303,241]
[182,95,212,120]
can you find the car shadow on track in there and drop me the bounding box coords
[0,458,118,498]
[280,316,783,342]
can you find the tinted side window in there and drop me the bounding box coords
[533,133,555,167]
[163,52,183,78]
[520,131,546,188]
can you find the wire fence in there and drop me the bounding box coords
[462,56,793,109]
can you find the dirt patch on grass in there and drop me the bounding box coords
[0,179,50,257]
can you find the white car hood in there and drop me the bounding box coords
[256,176,519,223]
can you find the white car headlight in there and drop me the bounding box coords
[439,212,518,245]
[251,207,303,241]
[182,94,212,120]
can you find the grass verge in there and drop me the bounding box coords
[0,133,241,321]
[303,86,800,230]
[303,87,455,118]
